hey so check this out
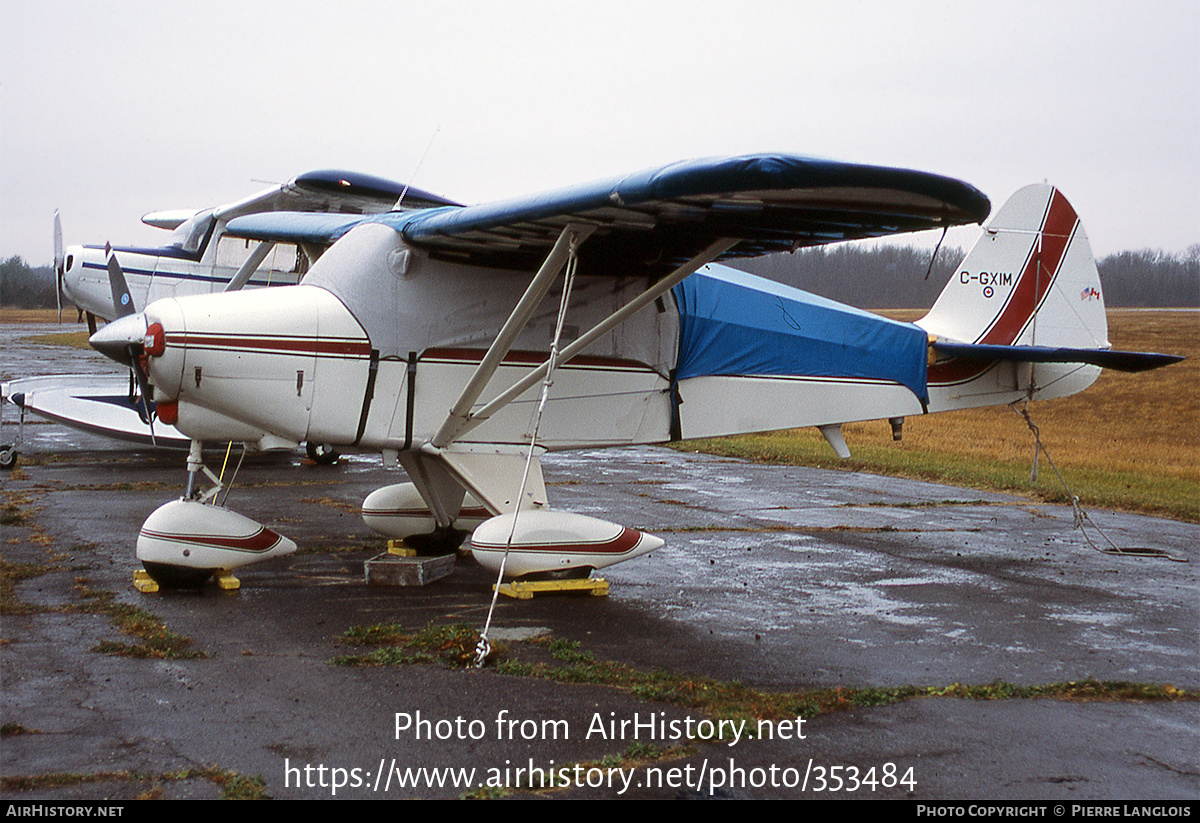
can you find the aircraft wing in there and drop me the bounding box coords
[389,154,990,274]
[223,211,378,246]
[226,154,990,276]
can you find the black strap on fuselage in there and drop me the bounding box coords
[402,351,417,450]
[353,349,380,446]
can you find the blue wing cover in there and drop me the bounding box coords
[673,266,930,403]
[225,212,375,245]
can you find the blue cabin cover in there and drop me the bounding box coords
[672,265,929,405]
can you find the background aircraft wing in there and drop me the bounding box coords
[209,170,460,224]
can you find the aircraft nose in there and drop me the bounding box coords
[60,244,82,301]
[89,312,148,367]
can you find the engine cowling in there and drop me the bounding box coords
[140,285,372,445]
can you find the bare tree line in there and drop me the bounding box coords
[729,244,1199,309]
[3,245,1198,310]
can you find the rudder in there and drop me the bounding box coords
[917,184,1109,351]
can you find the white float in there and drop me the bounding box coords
[138,499,296,585]
[470,510,663,579]
[361,482,489,539]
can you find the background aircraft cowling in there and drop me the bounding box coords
[137,499,297,587]
[470,510,664,579]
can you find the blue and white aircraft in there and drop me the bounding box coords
[59,169,459,329]
[2,171,458,461]
[85,154,1182,585]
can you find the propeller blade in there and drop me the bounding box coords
[105,245,137,319]
[126,342,158,446]
[53,211,64,322]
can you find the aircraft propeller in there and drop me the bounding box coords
[53,211,64,322]
[89,249,156,440]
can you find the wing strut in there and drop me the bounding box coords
[431,223,596,449]
[224,241,276,292]
[443,236,739,445]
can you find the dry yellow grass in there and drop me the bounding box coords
[1,308,65,323]
[682,310,1199,520]
[872,309,1198,483]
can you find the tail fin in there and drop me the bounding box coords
[916,185,1181,408]
[918,185,1107,406]
[918,184,1108,351]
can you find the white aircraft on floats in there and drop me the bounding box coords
[83,153,1182,587]
[0,171,459,464]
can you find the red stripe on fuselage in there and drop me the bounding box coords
[164,334,371,358]
[421,347,653,372]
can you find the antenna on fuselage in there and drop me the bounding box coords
[392,125,441,211]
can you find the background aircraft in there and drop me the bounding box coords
[2,171,460,464]
[57,169,460,328]
[84,154,1181,587]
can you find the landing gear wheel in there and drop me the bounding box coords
[0,445,17,471]
[522,566,595,582]
[306,442,340,465]
[403,526,469,555]
[141,562,215,589]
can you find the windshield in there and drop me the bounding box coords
[167,209,216,254]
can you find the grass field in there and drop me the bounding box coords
[677,309,1199,521]
[1,308,66,323]
[7,307,1197,520]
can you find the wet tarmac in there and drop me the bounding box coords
[2,321,1197,799]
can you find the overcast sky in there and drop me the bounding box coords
[2,0,1197,265]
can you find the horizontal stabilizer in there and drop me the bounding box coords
[142,209,201,230]
[931,341,1184,373]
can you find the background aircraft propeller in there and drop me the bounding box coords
[53,211,64,322]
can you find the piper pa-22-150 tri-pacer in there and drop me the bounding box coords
[87,153,1182,586]
[1,170,458,460]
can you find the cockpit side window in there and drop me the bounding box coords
[168,209,216,254]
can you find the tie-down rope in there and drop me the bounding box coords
[1014,402,1185,562]
[474,236,582,667]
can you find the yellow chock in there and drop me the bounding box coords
[214,569,240,590]
[494,577,609,600]
[133,569,159,594]
[387,540,417,556]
